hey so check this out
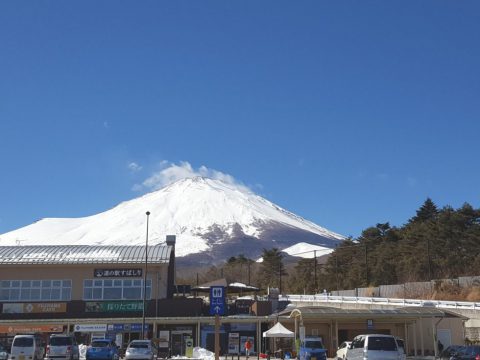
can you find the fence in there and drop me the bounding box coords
[279,293,480,310]
[328,275,480,299]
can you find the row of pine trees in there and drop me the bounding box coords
[189,199,480,295]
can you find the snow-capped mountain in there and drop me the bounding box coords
[0,177,344,265]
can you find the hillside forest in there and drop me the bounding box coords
[180,199,480,299]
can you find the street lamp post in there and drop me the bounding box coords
[142,211,150,340]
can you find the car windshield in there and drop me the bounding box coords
[367,337,397,351]
[13,338,33,347]
[305,341,323,348]
[91,341,110,348]
[50,338,73,346]
[129,343,149,349]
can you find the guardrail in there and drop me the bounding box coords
[279,294,480,310]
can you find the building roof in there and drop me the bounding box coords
[190,278,260,293]
[281,305,467,320]
[0,245,171,265]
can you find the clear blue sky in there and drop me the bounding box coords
[1,1,479,238]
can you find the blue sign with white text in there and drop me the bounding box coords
[209,286,225,315]
[107,323,149,332]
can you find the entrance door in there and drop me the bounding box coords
[171,333,184,356]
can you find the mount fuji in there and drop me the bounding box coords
[0,177,344,265]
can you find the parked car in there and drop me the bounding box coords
[395,338,406,360]
[440,345,465,360]
[9,335,45,360]
[347,334,401,360]
[86,339,119,360]
[450,345,480,360]
[124,340,157,360]
[299,336,327,360]
[46,335,79,360]
[0,344,9,360]
[336,341,351,360]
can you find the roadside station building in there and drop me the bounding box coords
[0,237,264,356]
[0,236,200,349]
[0,237,470,358]
[275,305,467,358]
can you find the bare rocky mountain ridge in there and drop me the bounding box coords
[0,177,344,266]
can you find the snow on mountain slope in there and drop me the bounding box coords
[0,177,344,262]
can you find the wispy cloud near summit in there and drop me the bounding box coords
[133,161,251,193]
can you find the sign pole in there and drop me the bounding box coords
[215,314,220,360]
[142,211,150,340]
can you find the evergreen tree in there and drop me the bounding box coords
[409,198,439,223]
[288,258,317,294]
[223,254,255,284]
[259,248,287,291]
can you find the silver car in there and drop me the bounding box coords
[347,334,401,360]
[46,335,79,360]
[124,341,157,360]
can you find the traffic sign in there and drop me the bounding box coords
[209,286,225,315]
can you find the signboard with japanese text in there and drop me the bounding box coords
[94,269,142,277]
[107,323,149,332]
[0,324,63,333]
[74,324,107,332]
[2,302,66,314]
[85,301,143,312]
[158,330,169,348]
[228,333,240,354]
[209,286,225,315]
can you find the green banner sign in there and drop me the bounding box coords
[86,301,144,312]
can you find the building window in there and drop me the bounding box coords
[0,279,72,302]
[83,279,152,300]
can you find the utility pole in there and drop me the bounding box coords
[427,237,432,280]
[364,244,369,286]
[278,262,283,294]
[335,254,339,292]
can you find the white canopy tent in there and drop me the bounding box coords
[263,322,294,338]
[262,323,294,357]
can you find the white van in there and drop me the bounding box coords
[347,334,401,360]
[9,335,45,360]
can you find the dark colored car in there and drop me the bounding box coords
[450,345,480,360]
[86,340,119,360]
[440,345,465,360]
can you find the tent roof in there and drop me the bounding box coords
[191,279,260,293]
[262,322,294,338]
